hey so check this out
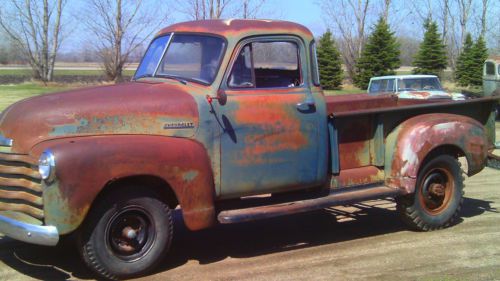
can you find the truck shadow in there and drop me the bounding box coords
[0,197,496,280]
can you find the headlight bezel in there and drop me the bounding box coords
[38,150,56,182]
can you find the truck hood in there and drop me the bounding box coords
[398,90,452,100]
[0,82,200,153]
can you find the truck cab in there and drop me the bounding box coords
[483,57,500,118]
[368,75,465,100]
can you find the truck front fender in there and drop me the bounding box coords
[31,135,215,234]
[385,113,488,193]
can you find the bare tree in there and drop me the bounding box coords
[178,0,234,20]
[438,0,450,43]
[408,0,434,21]
[242,0,267,19]
[84,0,168,83]
[479,0,490,38]
[457,0,472,45]
[382,0,391,22]
[321,0,371,81]
[0,0,66,82]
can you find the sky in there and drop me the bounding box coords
[60,0,328,52]
[56,0,499,53]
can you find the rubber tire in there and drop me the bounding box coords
[397,155,464,231]
[78,188,173,280]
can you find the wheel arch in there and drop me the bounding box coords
[98,175,179,209]
[385,113,488,194]
[31,135,217,235]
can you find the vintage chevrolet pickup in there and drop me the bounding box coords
[0,20,499,280]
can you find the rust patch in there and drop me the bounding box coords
[330,166,384,188]
[32,135,216,233]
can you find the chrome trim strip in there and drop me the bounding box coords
[153,32,174,76]
[0,135,12,147]
[0,215,59,246]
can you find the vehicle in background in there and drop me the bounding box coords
[483,57,500,119]
[368,75,465,100]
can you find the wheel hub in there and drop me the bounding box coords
[429,183,445,197]
[106,208,155,261]
[419,168,454,215]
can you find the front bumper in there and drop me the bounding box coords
[0,214,59,246]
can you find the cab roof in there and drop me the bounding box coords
[157,19,314,41]
[486,56,500,63]
[371,75,438,80]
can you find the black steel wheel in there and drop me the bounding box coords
[78,188,173,280]
[397,154,464,231]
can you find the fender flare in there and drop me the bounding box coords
[385,113,488,193]
[31,135,216,234]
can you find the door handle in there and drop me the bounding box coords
[296,96,315,111]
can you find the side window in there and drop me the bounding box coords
[228,45,254,88]
[369,80,380,94]
[310,41,320,86]
[386,79,394,92]
[378,79,389,92]
[228,40,301,89]
[485,62,495,75]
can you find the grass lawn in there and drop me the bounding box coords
[0,68,136,76]
[0,83,77,111]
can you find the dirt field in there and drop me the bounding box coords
[0,125,499,281]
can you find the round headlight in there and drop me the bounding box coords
[39,150,56,181]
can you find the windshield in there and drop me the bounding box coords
[398,78,442,91]
[368,79,395,94]
[134,34,226,84]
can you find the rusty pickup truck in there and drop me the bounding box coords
[0,19,499,280]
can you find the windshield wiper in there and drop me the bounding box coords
[156,74,188,85]
[133,74,153,81]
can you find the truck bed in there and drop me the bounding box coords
[325,93,499,187]
[324,93,498,117]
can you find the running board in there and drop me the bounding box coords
[217,185,402,224]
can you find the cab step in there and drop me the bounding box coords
[217,185,402,224]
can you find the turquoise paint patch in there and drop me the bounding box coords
[183,170,199,182]
[50,118,89,136]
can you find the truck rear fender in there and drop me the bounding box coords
[385,113,488,194]
[30,135,216,235]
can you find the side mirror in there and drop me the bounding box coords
[206,89,227,106]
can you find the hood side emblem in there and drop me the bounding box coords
[163,122,195,129]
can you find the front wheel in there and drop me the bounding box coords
[397,154,464,231]
[78,188,173,280]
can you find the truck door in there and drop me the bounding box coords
[216,36,326,198]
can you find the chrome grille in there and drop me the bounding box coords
[0,152,44,223]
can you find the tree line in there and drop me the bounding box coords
[319,0,497,90]
[0,0,269,83]
[0,0,497,87]
[318,15,489,90]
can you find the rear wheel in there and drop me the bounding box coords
[397,154,464,231]
[78,188,173,280]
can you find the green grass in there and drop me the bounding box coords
[324,88,364,95]
[0,83,76,111]
[0,68,136,76]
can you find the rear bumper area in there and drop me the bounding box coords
[0,214,58,246]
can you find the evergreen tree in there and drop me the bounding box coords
[455,33,474,86]
[353,17,400,90]
[413,19,447,77]
[317,30,343,90]
[470,36,488,86]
